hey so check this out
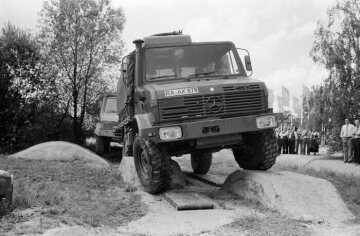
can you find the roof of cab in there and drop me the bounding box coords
[143,31,191,46]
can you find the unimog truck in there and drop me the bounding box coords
[117,31,281,193]
[94,95,121,155]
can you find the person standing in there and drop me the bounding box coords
[353,120,360,164]
[310,130,320,155]
[295,127,302,154]
[301,127,309,155]
[288,125,297,154]
[276,127,282,155]
[306,129,313,155]
[280,126,289,154]
[340,118,355,163]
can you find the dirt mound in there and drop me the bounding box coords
[221,169,354,224]
[10,141,109,167]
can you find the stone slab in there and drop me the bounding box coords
[163,190,214,210]
[221,169,354,223]
[185,172,225,187]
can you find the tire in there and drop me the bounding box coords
[232,129,278,170]
[191,152,212,174]
[95,136,110,155]
[133,134,173,193]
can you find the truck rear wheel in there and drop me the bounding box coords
[95,135,110,155]
[232,129,278,170]
[133,135,173,193]
[191,152,212,174]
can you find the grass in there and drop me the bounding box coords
[0,155,146,234]
[273,163,360,221]
[226,213,312,236]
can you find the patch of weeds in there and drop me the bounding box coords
[0,158,147,234]
[227,213,312,236]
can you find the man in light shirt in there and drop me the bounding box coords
[340,118,355,163]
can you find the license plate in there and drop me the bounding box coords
[164,87,199,97]
[256,115,277,128]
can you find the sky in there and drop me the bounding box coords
[0,0,336,110]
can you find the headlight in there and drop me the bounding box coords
[159,126,182,140]
[256,115,277,129]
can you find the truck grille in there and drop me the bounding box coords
[159,89,266,122]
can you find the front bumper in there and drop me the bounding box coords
[141,113,282,143]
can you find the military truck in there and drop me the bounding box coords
[94,95,121,155]
[117,31,281,193]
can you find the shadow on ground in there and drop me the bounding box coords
[102,146,123,164]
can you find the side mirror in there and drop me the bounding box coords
[244,55,252,71]
[98,100,102,110]
[121,62,127,74]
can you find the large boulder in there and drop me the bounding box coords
[0,170,13,215]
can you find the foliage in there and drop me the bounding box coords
[38,0,125,143]
[310,0,360,151]
[0,23,60,152]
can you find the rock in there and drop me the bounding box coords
[118,156,140,187]
[171,160,185,189]
[221,169,354,223]
[0,170,13,215]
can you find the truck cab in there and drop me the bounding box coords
[117,32,281,193]
[94,95,121,155]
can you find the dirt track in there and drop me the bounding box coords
[3,142,360,235]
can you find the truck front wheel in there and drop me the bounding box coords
[232,129,278,170]
[95,135,110,155]
[191,152,212,174]
[133,135,173,193]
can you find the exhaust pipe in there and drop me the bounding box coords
[133,39,144,86]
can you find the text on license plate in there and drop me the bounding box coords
[164,87,199,97]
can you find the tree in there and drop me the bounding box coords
[0,23,64,152]
[38,0,125,143]
[0,24,41,151]
[311,0,360,151]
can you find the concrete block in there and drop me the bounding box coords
[221,169,354,223]
[0,170,13,215]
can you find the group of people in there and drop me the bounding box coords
[340,118,360,164]
[275,125,320,155]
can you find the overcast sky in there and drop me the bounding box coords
[0,0,335,102]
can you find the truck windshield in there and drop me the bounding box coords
[145,44,242,80]
[104,98,117,113]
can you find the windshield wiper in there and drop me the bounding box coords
[188,71,216,77]
[147,75,177,80]
[186,71,229,80]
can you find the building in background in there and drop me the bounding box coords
[282,86,290,107]
[268,88,274,108]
